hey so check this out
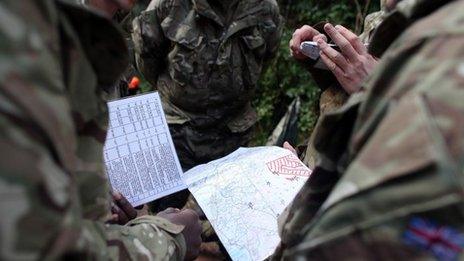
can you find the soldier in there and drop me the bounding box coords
[0,0,201,260]
[273,0,464,259]
[132,0,283,170]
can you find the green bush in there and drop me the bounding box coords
[252,0,379,145]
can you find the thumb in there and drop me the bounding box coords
[283,141,298,156]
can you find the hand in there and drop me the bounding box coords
[283,141,298,156]
[108,191,138,225]
[318,23,378,94]
[289,25,327,60]
[157,208,202,260]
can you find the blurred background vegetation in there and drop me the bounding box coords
[251,0,380,145]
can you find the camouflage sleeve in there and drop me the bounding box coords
[0,93,187,260]
[273,18,464,261]
[0,1,186,260]
[132,0,172,88]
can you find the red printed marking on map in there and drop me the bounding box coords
[266,154,311,180]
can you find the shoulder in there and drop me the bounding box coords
[261,0,280,15]
[142,0,190,23]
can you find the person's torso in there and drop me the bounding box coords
[156,0,279,128]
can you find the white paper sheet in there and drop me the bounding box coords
[103,92,185,207]
[184,147,312,261]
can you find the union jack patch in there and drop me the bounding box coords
[403,217,464,261]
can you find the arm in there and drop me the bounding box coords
[132,0,171,88]
[0,102,187,260]
[0,1,189,260]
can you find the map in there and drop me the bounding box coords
[184,147,312,261]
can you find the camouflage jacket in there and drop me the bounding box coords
[273,0,464,259]
[132,0,282,132]
[0,0,186,259]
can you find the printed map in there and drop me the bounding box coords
[184,147,312,261]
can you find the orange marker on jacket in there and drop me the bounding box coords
[128,76,140,90]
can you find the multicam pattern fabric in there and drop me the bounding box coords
[272,0,464,259]
[0,0,186,259]
[132,0,282,167]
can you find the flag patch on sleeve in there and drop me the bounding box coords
[403,217,464,261]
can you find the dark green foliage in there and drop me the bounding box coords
[252,0,380,145]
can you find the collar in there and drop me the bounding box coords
[368,0,455,57]
[192,0,224,26]
[192,0,241,27]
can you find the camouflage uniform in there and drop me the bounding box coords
[272,0,464,259]
[0,0,187,259]
[132,0,282,170]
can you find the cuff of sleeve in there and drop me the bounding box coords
[126,215,185,234]
[126,215,187,260]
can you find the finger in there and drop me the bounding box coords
[163,207,181,214]
[323,23,359,63]
[111,204,129,225]
[320,52,357,93]
[289,39,300,57]
[289,39,294,51]
[313,34,328,43]
[113,191,137,220]
[290,31,301,54]
[106,213,119,224]
[289,39,304,59]
[335,25,367,55]
[317,39,349,71]
[291,25,320,53]
[180,209,199,221]
[320,51,346,79]
[283,141,297,156]
[156,207,181,220]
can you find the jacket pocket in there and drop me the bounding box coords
[162,17,205,88]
